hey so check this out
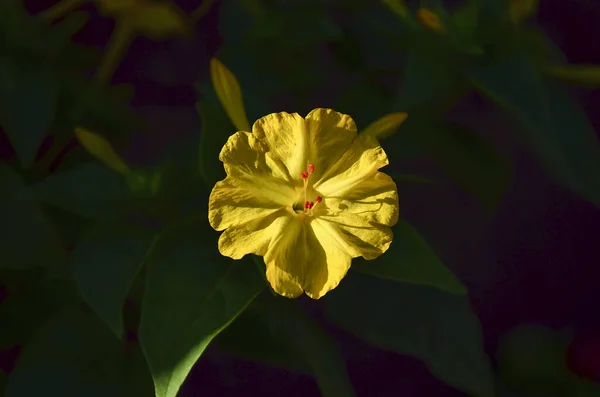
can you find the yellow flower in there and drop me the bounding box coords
[208,109,399,299]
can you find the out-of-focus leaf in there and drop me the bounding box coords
[0,165,64,270]
[360,112,408,140]
[265,296,356,397]
[427,123,512,211]
[394,46,460,110]
[497,325,572,395]
[353,219,466,295]
[470,57,600,208]
[71,220,157,338]
[196,97,233,188]
[6,308,123,397]
[509,0,538,24]
[139,220,265,397]
[31,162,132,219]
[127,2,192,40]
[0,277,77,350]
[215,296,310,374]
[324,273,494,397]
[547,64,600,87]
[389,173,435,184]
[75,128,130,174]
[210,58,251,132]
[1,66,60,167]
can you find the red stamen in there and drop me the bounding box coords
[315,196,322,203]
[301,171,309,179]
[308,163,315,174]
[308,202,314,209]
[304,201,311,209]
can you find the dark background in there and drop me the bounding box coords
[4,0,600,396]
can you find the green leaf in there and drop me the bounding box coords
[31,162,132,219]
[353,219,466,295]
[139,220,265,397]
[0,165,64,270]
[264,296,356,397]
[71,220,158,338]
[215,296,310,374]
[0,277,77,350]
[1,66,60,167]
[470,57,600,208]
[196,99,232,188]
[5,307,123,397]
[324,273,494,397]
[428,123,512,211]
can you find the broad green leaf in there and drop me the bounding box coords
[31,162,132,219]
[568,377,600,397]
[139,220,265,397]
[1,66,60,167]
[427,124,512,211]
[470,57,600,208]
[0,166,64,270]
[71,220,157,338]
[215,295,310,374]
[324,273,494,397]
[547,64,600,87]
[353,219,466,295]
[265,296,356,397]
[5,307,138,397]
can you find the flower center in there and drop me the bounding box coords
[292,163,322,216]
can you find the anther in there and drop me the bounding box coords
[308,163,315,174]
[315,196,322,203]
[301,171,309,179]
[304,201,311,209]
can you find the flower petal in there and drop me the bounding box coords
[314,213,393,260]
[264,214,308,298]
[324,172,399,226]
[218,209,289,259]
[208,176,295,231]
[315,134,389,197]
[252,112,307,182]
[305,108,357,184]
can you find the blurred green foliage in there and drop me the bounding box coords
[1,0,600,396]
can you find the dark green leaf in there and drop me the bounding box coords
[6,308,124,397]
[31,162,132,219]
[470,57,600,207]
[1,66,60,167]
[139,220,265,397]
[265,296,356,397]
[0,165,65,270]
[71,220,158,338]
[196,99,232,188]
[325,273,494,397]
[215,296,310,374]
[0,277,77,350]
[353,219,466,295]
[428,124,512,211]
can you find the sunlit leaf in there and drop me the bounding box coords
[210,58,251,132]
[470,57,600,208]
[128,2,192,40]
[75,128,130,174]
[360,112,408,140]
[324,273,494,397]
[139,220,265,397]
[353,219,466,295]
[71,220,157,338]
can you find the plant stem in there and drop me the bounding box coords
[95,21,135,85]
[40,0,87,22]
